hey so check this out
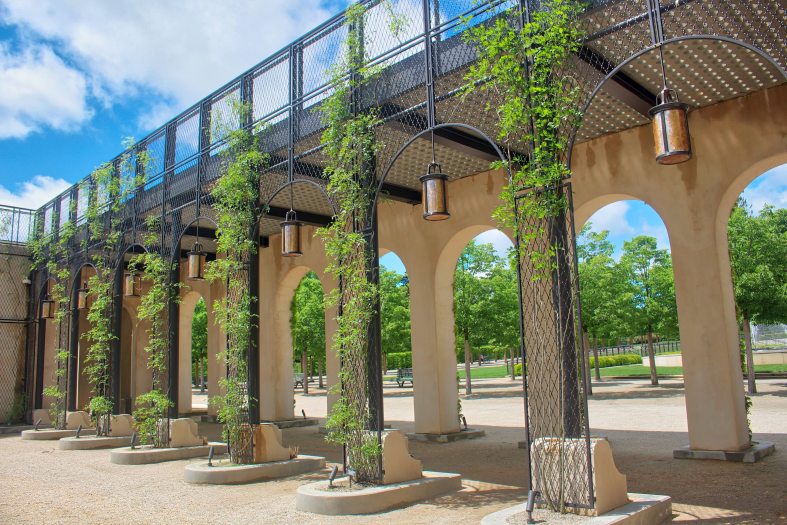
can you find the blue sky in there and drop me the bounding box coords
[0,0,784,258]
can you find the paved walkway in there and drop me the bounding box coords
[1,378,784,523]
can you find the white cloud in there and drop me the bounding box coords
[0,42,91,138]
[640,221,671,251]
[0,175,71,208]
[586,201,634,236]
[1,0,337,132]
[474,229,514,257]
[741,164,787,214]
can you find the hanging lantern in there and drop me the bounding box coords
[41,296,55,320]
[281,210,303,257]
[77,281,89,310]
[124,271,140,297]
[649,88,692,165]
[420,162,450,221]
[187,242,206,280]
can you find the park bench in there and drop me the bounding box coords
[294,373,304,389]
[396,368,413,388]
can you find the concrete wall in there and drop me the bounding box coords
[0,243,30,422]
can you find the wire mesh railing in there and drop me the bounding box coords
[0,206,35,245]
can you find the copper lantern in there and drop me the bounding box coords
[41,296,55,319]
[77,281,89,310]
[124,271,140,297]
[649,88,691,165]
[281,210,303,257]
[420,162,450,221]
[187,242,206,280]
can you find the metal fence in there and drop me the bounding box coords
[0,206,35,245]
[752,324,787,352]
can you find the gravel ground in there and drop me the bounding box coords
[0,378,784,524]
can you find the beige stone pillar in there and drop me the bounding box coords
[410,261,460,435]
[670,211,749,452]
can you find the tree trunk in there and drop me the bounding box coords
[582,330,592,395]
[197,360,205,392]
[510,347,516,381]
[301,350,309,395]
[463,331,472,395]
[743,317,757,394]
[592,336,601,381]
[318,359,324,389]
[647,329,658,386]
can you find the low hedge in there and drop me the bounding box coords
[386,352,412,370]
[590,354,642,368]
[512,353,641,377]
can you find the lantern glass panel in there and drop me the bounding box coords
[420,173,450,221]
[281,221,303,257]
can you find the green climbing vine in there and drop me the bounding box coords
[463,0,585,274]
[130,214,175,447]
[83,141,145,434]
[30,197,77,429]
[205,99,265,463]
[318,3,385,484]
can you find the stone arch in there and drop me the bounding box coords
[270,265,318,420]
[178,289,207,413]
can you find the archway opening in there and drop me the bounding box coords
[725,163,787,395]
[578,200,678,389]
[378,251,414,429]
[290,272,326,396]
[452,230,516,396]
[191,297,208,412]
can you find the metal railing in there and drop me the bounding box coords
[0,205,35,245]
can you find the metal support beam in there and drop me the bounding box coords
[577,46,657,116]
[268,155,421,204]
[382,103,503,162]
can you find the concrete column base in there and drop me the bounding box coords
[59,435,132,450]
[408,429,485,443]
[673,441,775,463]
[296,471,462,515]
[480,493,672,525]
[21,428,95,440]
[265,418,319,429]
[110,442,228,465]
[184,455,325,484]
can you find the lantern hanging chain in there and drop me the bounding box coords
[430,128,437,167]
[658,44,669,92]
[290,180,295,213]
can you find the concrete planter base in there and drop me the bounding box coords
[110,443,228,465]
[265,418,318,429]
[408,429,485,443]
[673,441,775,463]
[21,428,95,441]
[59,435,132,450]
[184,454,325,484]
[481,493,672,525]
[296,471,462,515]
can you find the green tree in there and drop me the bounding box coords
[290,272,326,392]
[728,201,787,394]
[379,268,412,360]
[486,248,519,379]
[454,240,497,394]
[618,236,678,385]
[192,298,207,391]
[578,225,626,382]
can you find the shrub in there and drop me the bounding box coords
[589,353,642,368]
[386,352,412,370]
[514,363,523,376]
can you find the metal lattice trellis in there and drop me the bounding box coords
[13,0,785,498]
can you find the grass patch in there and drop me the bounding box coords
[600,364,787,377]
[457,364,513,380]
